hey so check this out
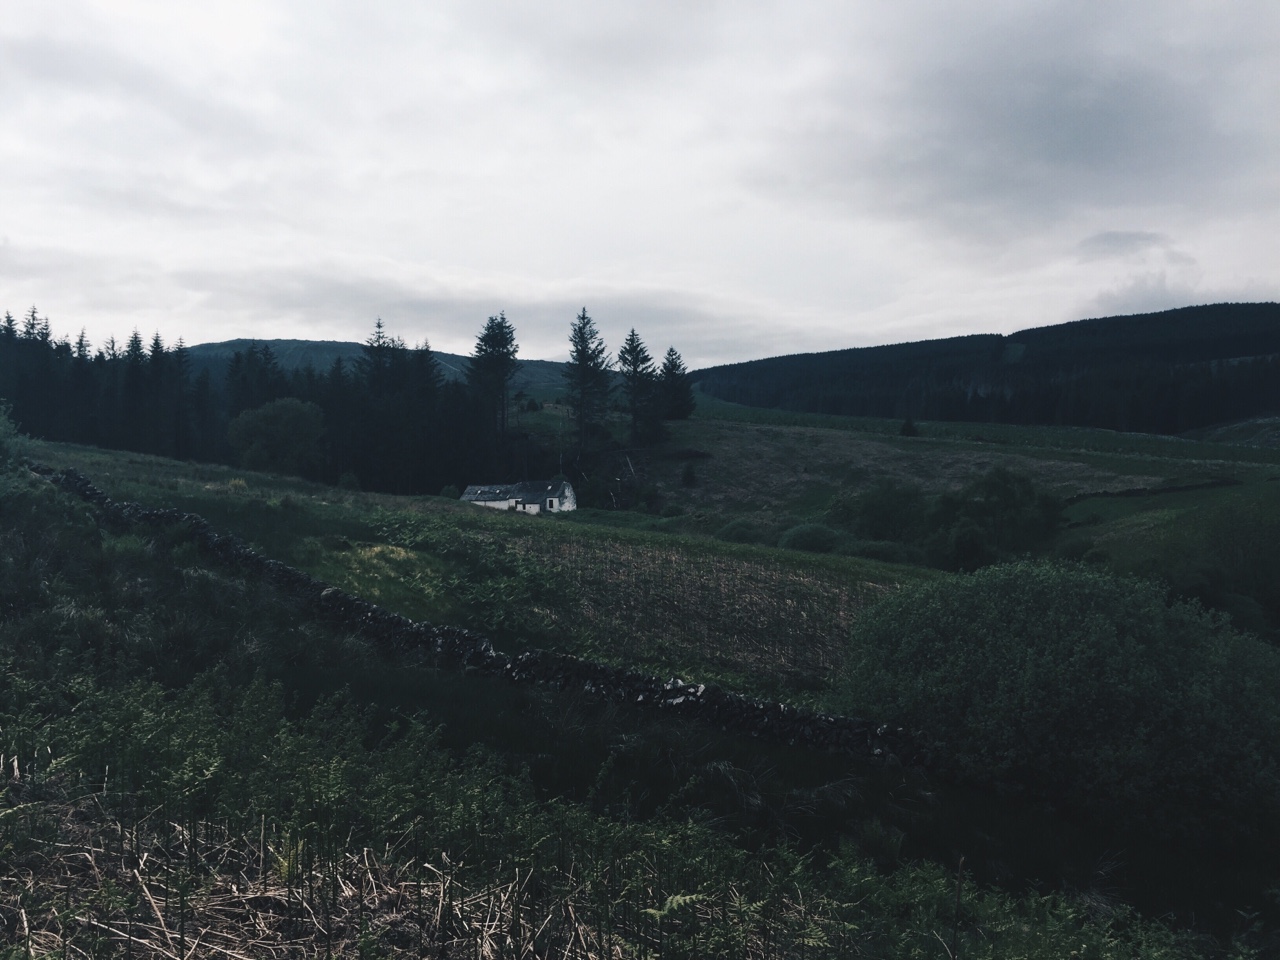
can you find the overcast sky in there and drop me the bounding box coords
[2,1,1277,367]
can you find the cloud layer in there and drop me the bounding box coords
[2,1,1277,366]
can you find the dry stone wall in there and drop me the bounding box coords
[30,462,918,766]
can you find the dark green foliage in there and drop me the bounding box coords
[899,417,919,436]
[467,312,519,441]
[827,468,1061,571]
[617,327,661,442]
[1077,481,1280,642]
[563,308,612,453]
[0,307,699,504]
[694,302,1280,435]
[0,451,1262,954]
[659,345,696,420]
[227,398,326,478]
[226,341,289,417]
[924,467,1062,570]
[778,523,840,553]
[828,478,928,542]
[0,403,17,463]
[836,560,1280,844]
[339,322,447,494]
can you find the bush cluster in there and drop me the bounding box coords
[826,467,1063,570]
[836,560,1280,845]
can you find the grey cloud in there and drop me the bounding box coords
[1077,231,1170,260]
[1075,231,1201,283]
[172,262,795,368]
[460,1,731,88]
[1,239,778,367]
[1088,271,1200,317]
[1085,273,1280,322]
[762,3,1278,239]
[0,34,281,166]
[5,3,1276,364]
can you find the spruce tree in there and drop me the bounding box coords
[21,306,49,341]
[357,319,405,398]
[121,330,148,451]
[617,328,658,443]
[563,308,612,453]
[467,312,519,442]
[658,346,695,420]
[355,320,414,491]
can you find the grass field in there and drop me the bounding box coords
[13,407,1280,954]
[27,438,935,705]
[30,394,1280,672]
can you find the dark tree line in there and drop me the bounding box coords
[563,309,695,450]
[0,306,695,499]
[0,308,222,460]
[694,303,1280,435]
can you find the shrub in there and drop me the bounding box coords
[836,560,1280,843]
[844,479,927,541]
[227,398,326,478]
[778,523,839,553]
[923,467,1063,570]
[439,484,461,499]
[0,402,19,464]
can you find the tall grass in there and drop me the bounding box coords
[0,416,1261,956]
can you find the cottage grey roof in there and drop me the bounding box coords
[461,480,572,503]
[460,485,515,503]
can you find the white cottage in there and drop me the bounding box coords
[460,480,577,515]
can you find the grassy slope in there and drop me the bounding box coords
[26,438,932,707]
[27,398,1280,692]
[11,409,1280,954]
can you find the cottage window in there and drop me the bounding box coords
[547,498,556,509]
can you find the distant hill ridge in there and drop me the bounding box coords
[691,302,1280,436]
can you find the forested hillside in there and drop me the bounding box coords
[692,303,1280,433]
[0,308,694,499]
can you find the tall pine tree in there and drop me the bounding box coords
[563,308,612,453]
[617,328,659,443]
[658,346,695,420]
[467,312,519,443]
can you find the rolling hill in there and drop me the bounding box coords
[691,302,1280,435]
[184,338,571,391]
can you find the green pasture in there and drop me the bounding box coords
[27,439,934,706]
[693,390,1280,465]
[10,412,1280,952]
